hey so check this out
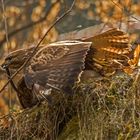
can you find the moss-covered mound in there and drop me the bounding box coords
[1,72,140,140]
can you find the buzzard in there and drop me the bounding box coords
[2,28,138,108]
[2,41,91,108]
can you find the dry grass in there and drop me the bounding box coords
[1,72,140,140]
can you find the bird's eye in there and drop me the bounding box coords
[2,56,13,69]
[5,56,13,61]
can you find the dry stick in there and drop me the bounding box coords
[5,67,19,94]
[0,0,75,94]
[0,0,61,47]
[1,0,12,109]
[1,0,9,49]
[110,0,140,22]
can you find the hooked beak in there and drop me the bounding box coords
[1,61,11,69]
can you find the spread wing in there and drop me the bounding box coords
[84,28,132,75]
[58,28,132,75]
[86,28,131,53]
[24,41,91,94]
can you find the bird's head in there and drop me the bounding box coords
[1,47,35,70]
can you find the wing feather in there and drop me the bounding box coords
[24,41,91,94]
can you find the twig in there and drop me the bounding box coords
[110,0,123,11]
[0,0,60,47]
[131,15,140,22]
[0,0,75,94]
[1,0,9,50]
[5,67,19,94]
[1,0,12,109]
[110,0,140,22]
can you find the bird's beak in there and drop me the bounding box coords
[1,61,11,69]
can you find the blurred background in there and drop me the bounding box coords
[0,0,140,117]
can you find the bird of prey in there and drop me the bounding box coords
[2,28,138,108]
[2,41,91,108]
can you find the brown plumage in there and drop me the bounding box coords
[2,41,91,108]
[2,28,138,108]
[84,28,132,75]
[59,28,133,75]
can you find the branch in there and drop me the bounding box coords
[0,0,60,47]
[0,0,75,94]
[5,67,19,94]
